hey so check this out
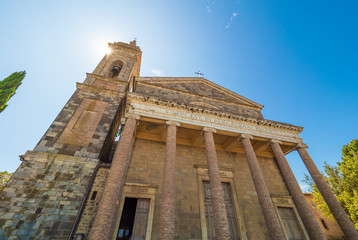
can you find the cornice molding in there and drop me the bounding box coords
[136,77,264,109]
[22,150,98,165]
[76,82,125,98]
[127,92,303,133]
[109,42,142,54]
[86,73,129,85]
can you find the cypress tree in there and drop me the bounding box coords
[0,71,26,113]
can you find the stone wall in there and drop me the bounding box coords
[33,85,123,160]
[74,167,110,239]
[0,151,97,240]
[304,194,344,240]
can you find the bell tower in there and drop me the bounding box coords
[92,40,141,81]
[32,40,141,160]
[0,41,141,239]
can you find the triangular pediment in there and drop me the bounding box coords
[136,77,263,110]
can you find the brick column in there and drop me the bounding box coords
[240,134,286,240]
[297,144,358,239]
[159,120,180,240]
[89,114,140,240]
[203,127,231,240]
[270,140,326,240]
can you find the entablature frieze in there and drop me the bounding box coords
[126,93,303,144]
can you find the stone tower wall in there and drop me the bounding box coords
[74,167,110,238]
[0,151,97,239]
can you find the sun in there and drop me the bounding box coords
[92,39,112,57]
[105,46,112,54]
[98,43,111,55]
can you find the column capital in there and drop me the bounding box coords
[124,113,141,121]
[239,133,253,140]
[166,120,180,127]
[203,127,216,133]
[295,142,308,150]
[270,139,282,145]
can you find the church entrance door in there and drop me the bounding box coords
[203,181,240,240]
[116,198,150,240]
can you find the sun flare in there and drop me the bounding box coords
[92,39,112,57]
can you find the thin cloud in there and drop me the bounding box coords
[206,6,212,13]
[225,12,238,29]
[150,69,165,76]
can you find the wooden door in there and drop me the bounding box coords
[132,198,150,240]
[203,181,240,240]
[278,207,305,240]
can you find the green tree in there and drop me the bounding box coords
[0,71,26,113]
[304,139,358,229]
[0,171,12,191]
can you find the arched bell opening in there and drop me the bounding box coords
[107,60,124,78]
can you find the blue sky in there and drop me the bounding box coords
[0,1,357,190]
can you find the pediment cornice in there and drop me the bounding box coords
[136,77,263,109]
[127,92,303,133]
[137,81,261,111]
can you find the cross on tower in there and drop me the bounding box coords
[195,71,204,77]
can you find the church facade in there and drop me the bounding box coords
[0,41,357,240]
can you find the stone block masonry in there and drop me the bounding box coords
[33,85,123,160]
[74,167,109,238]
[0,151,97,240]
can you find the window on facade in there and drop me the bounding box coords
[116,197,150,240]
[320,219,329,230]
[202,181,240,240]
[90,191,97,200]
[277,207,305,240]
